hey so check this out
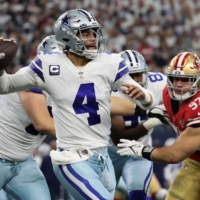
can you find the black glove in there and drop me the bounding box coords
[134,105,147,117]
[147,104,170,125]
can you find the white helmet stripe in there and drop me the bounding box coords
[176,52,190,67]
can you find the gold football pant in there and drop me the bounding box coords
[166,158,200,200]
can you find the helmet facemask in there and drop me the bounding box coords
[69,27,106,59]
[166,52,200,101]
[129,67,148,89]
[167,74,200,101]
[120,50,149,89]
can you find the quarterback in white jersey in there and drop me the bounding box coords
[0,9,155,200]
[109,50,167,200]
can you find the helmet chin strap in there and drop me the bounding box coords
[83,50,98,59]
[68,37,99,59]
[68,48,98,60]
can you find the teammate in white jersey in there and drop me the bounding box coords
[109,50,167,200]
[37,35,62,54]
[0,9,156,200]
[0,35,60,200]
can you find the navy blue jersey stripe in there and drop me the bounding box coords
[29,88,43,94]
[123,115,147,129]
[143,164,153,191]
[118,60,126,70]
[34,57,42,69]
[29,63,45,82]
[67,165,106,199]
[114,67,129,82]
[59,165,92,200]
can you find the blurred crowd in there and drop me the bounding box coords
[1,0,200,73]
[0,0,193,199]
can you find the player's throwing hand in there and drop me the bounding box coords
[122,83,146,100]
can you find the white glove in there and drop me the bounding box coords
[117,139,145,157]
[154,188,168,200]
[147,104,170,125]
[143,118,163,131]
[117,139,155,160]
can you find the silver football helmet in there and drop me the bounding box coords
[120,50,148,88]
[37,35,61,54]
[54,9,105,59]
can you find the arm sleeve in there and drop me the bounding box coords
[113,74,156,110]
[0,67,45,94]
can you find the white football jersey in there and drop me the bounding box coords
[0,90,52,161]
[109,72,167,151]
[0,52,155,150]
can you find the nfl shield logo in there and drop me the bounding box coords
[78,72,84,78]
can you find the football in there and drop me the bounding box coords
[0,40,18,70]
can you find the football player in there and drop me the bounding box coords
[0,35,59,200]
[109,50,167,200]
[117,52,200,200]
[37,35,62,54]
[0,9,156,200]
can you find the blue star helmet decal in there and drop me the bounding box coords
[60,14,76,30]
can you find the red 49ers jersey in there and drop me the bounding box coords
[163,85,200,132]
[163,85,200,161]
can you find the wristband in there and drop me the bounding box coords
[140,92,151,104]
[143,118,162,131]
[142,146,155,161]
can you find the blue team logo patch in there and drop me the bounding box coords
[49,65,60,75]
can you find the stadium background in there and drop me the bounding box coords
[0,0,197,199]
